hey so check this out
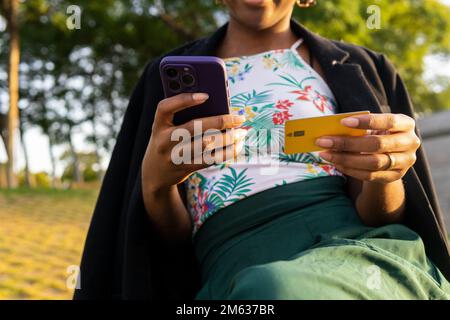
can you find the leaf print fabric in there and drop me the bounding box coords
[268,73,337,113]
[226,59,253,83]
[187,167,255,234]
[185,38,345,236]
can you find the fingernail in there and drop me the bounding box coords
[235,128,248,139]
[341,117,359,127]
[235,140,244,154]
[232,115,246,125]
[315,138,334,148]
[192,93,209,101]
[318,152,331,161]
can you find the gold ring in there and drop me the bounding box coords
[385,153,396,170]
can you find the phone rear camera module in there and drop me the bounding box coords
[181,73,195,87]
[169,80,181,92]
[165,68,178,78]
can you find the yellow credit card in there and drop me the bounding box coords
[284,111,370,154]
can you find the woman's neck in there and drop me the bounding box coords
[216,15,298,59]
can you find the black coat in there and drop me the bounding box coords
[74,20,450,300]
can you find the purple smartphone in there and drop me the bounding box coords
[159,56,231,126]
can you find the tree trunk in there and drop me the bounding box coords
[68,125,82,185]
[18,112,31,187]
[6,0,20,189]
[90,116,102,181]
[47,135,57,188]
[0,113,6,188]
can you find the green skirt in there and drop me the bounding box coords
[192,176,450,300]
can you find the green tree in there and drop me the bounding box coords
[295,0,450,111]
[1,0,449,189]
[60,150,102,185]
[0,0,20,188]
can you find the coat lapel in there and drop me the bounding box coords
[184,19,387,115]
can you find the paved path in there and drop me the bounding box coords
[418,111,450,232]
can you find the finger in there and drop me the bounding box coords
[316,132,415,153]
[178,114,246,136]
[173,127,247,153]
[201,139,245,165]
[334,165,403,183]
[340,113,415,133]
[184,130,246,165]
[155,93,209,125]
[208,140,244,164]
[202,128,247,151]
[319,151,416,171]
[184,139,246,172]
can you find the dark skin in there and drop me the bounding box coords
[142,0,421,246]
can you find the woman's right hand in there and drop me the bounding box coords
[142,92,247,195]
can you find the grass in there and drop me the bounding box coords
[0,187,98,300]
[1,186,449,300]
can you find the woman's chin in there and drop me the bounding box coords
[232,15,272,31]
[243,0,270,7]
[228,0,292,31]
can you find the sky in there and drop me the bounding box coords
[1,1,450,176]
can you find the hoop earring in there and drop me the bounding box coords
[296,0,317,8]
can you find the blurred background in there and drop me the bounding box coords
[0,0,449,299]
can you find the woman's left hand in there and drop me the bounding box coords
[316,113,421,184]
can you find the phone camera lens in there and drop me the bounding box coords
[181,73,195,87]
[169,80,181,92]
[166,68,178,78]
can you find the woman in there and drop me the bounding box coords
[75,0,450,299]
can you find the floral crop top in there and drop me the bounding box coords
[185,38,345,236]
